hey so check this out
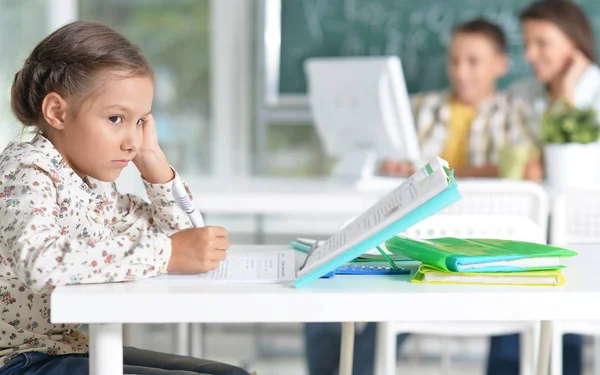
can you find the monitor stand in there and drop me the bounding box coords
[331,149,379,181]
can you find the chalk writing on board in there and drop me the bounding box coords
[279,0,600,94]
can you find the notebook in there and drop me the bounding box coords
[413,264,565,286]
[385,237,577,273]
[294,157,460,287]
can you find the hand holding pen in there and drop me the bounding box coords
[167,177,230,273]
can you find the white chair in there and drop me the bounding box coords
[375,215,546,375]
[549,189,600,375]
[442,180,549,235]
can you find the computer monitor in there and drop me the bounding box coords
[305,56,420,180]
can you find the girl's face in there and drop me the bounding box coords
[447,32,508,106]
[522,20,578,83]
[51,73,154,182]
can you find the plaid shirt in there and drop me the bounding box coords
[413,90,536,166]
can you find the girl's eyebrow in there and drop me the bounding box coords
[103,105,152,117]
[103,104,131,114]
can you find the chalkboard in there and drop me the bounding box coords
[279,0,600,95]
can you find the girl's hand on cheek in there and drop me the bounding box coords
[137,114,161,155]
[133,114,174,184]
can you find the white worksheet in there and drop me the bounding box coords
[152,250,296,284]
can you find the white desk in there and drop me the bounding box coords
[52,245,597,375]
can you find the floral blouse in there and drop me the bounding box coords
[0,134,192,366]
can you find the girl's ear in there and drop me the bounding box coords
[41,92,68,130]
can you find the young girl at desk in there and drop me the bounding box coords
[0,21,249,375]
[488,2,599,374]
[379,19,537,179]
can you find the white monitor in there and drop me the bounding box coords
[305,56,420,180]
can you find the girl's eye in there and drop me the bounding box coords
[109,116,123,124]
[136,118,145,127]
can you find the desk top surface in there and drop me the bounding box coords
[51,245,600,324]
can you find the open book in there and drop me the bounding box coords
[294,157,460,287]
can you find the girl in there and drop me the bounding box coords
[379,19,536,179]
[0,21,249,375]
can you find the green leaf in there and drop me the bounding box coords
[542,101,600,144]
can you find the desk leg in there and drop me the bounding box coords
[536,320,552,375]
[339,322,355,375]
[90,323,123,375]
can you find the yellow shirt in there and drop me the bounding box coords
[440,98,477,168]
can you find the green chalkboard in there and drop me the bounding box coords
[279,0,600,95]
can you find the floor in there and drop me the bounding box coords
[121,323,595,375]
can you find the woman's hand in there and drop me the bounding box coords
[523,158,544,182]
[559,50,590,105]
[379,160,415,177]
[133,114,174,184]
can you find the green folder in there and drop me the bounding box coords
[385,237,577,273]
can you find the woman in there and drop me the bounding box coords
[380,19,535,179]
[488,2,599,375]
[511,0,600,122]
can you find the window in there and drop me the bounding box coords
[0,0,50,144]
[79,0,211,174]
[265,123,333,176]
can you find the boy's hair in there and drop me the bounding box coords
[452,18,508,54]
[11,21,153,128]
[520,0,596,63]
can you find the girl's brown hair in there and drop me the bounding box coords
[11,20,153,127]
[520,0,596,63]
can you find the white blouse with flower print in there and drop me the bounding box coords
[0,133,192,366]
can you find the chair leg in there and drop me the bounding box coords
[441,337,452,375]
[537,321,552,375]
[550,321,562,375]
[190,323,204,358]
[339,322,355,375]
[594,336,600,375]
[174,323,191,356]
[375,322,397,375]
[521,327,535,375]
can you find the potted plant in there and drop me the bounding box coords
[542,101,600,188]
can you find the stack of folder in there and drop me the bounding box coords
[384,236,577,286]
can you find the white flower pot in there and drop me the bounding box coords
[544,142,600,188]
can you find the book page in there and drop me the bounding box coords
[298,160,451,277]
[153,251,296,283]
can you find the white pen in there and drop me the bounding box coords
[172,176,205,227]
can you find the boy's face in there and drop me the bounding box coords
[58,73,154,182]
[447,32,508,106]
